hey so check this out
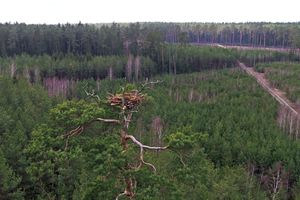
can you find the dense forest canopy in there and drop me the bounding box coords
[3,69,300,199]
[255,62,300,103]
[1,21,300,199]
[1,22,300,57]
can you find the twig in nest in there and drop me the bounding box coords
[107,91,145,110]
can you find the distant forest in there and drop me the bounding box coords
[0,22,300,57]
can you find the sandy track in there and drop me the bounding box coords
[191,43,300,54]
[238,62,300,115]
[192,43,300,115]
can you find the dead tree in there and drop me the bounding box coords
[63,80,167,199]
[126,54,133,81]
[134,56,140,81]
[261,162,289,200]
[10,62,16,79]
[151,116,164,146]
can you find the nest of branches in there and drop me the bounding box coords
[107,90,145,110]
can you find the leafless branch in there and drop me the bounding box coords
[138,146,157,172]
[139,80,162,93]
[115,192,126,200]
[84,88,102,102]
[125,134,168,172]
[64,136,70,150]
[64,125,85,138]
[170,149,187,167]
[95,118,121,124]
[125,134,168,150]
[63,118,121,139]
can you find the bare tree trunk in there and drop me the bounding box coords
[134,55,141,81]
[188,88,194,103]
[24,67,30,83]
[168,51,172,74]
[289,112,294,136]
[173,49,177,75]
[161,47,164,73]
[259,34,262,46]
[34,68,40,83]
[173,57,177,75]
[151,117,164,146]
[108,66,113,80]
[239,31,243,45]
[126,54,133,81]
[296,117,299,139]
[96,79,101,91]
[10,63,16,78]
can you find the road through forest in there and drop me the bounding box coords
[238,62,300,116]
[211,43,300,116]
[193,43,300,134]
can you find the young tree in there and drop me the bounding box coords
[0,149,23,199]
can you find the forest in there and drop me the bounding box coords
[1,22,300,57]
[1,22,300,199]
[255,62,300,103]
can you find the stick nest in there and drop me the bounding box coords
[107,90,145,110]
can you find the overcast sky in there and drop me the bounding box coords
[1,0,299,24]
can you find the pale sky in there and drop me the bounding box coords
[0,0,299,24]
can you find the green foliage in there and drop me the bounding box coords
[167,131,194,149]
[0,45,236,83]
[50,100,105,128]
[133,69,300,198]
[1,22,300,57]
[156,44,236,74]
[0,149,24,199]
[236,49,299,66]
[210,166,267,199]
[23,98,122,199]
[256,62,300,103]
[0,54,128,80]
[4,65,300,198]
[0,23,124,56]
[4,22,300,199]
[133,169,182,200]
[120,83,137,93]
[25,124,85,199]
[167,128,207,150]
[0,76,51,199]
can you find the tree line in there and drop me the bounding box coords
[0,45,237,84]
[144,22,300,48]
[1,22,300,57]
[0,22,124,56]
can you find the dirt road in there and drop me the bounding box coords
[192,43,300,55]
[238,62,300,116]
